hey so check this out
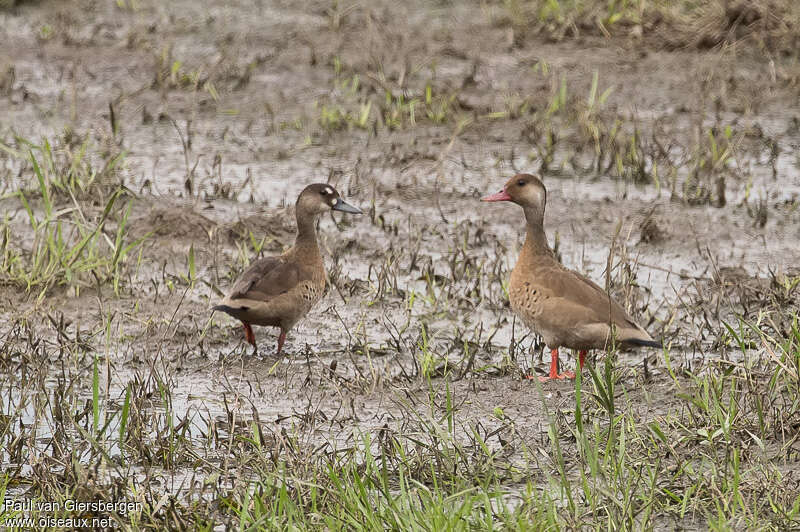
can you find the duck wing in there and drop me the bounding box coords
[533,264,656,346]
[228,256,312,302]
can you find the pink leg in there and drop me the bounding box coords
[276,330,286,356]
[242,323,256,348]
[547,348,559,379]
[532,348,576,381]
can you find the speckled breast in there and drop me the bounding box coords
[508,272,544,331]
[296,276,326,312]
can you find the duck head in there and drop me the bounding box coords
[482,173,548,228]
[482,174,546,209]
[297,183,362,216]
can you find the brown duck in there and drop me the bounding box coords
[214,183,362,354]
[482,174,660,381]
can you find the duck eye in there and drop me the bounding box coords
[517,179,526,187]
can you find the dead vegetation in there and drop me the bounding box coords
[0,0,799,529]
[495,0,800,54]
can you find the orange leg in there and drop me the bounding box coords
[242,322,256,348]
[526,348,576,381]
[276,330,286,356]
[579,350,587,370]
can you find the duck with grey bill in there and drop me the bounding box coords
[213,184,362,355]
[482,173,661,381]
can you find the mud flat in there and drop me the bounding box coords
[0,0,799,528]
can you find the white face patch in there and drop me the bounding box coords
[330,198,337,206]
[325,187,334,195]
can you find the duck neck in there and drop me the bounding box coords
[520,207,551,259]
[294,210,320,254]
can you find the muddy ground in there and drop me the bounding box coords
[1,0,799,528]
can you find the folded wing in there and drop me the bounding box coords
[535,265,656,347]
[229,256,308,302]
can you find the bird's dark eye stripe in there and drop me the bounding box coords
[517,179,526,186]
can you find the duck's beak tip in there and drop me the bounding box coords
[481,189,512,202]
[332,198,363,214]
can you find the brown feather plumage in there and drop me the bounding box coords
[214,183,361,353]
[484,173,660,380]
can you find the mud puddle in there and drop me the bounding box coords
[1,0,799,525]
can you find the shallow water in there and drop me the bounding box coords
[0,0,799,526]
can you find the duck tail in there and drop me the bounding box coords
[624,338,663,349]
[212,304,247,314]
